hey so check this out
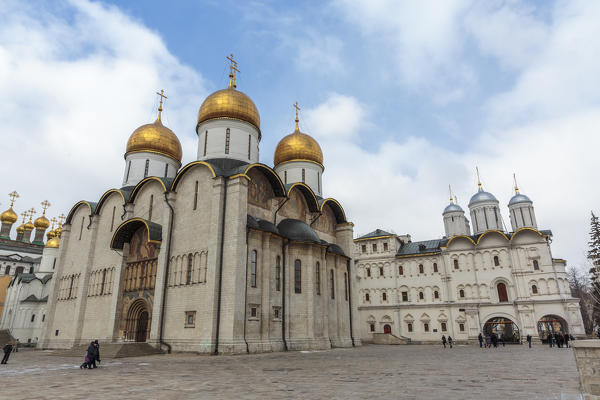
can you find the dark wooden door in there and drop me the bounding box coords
[384,324,392,334]
[136,311,149,342]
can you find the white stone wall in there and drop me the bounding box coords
[197,119,260,163]
[443,211,470,237]
[509,203,538,231]
[122,152,180,187]
[469,201,503,234]
[274,161,323,197]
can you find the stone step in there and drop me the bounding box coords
[51,342,164,358]
[372,333,411,345]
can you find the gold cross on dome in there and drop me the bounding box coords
[41,200,51,215]
[58,213,66,226]
[21,212,28,223]
[50,217,57,230]
[156,89,167,120]
[226,53,240,89]
[28,208,36,221]
[8,191,19,207]
[293,101,301,130]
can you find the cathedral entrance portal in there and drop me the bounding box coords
[483,317,520,343]
[537,315,568,343]
[125,299,151,342]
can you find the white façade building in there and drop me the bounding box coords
[354,181,585,344]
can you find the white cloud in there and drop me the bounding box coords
[303,93,366,139]
[0,0,206,220]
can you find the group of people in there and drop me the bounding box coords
[441,335,454,348]
[80,340,101,369]
[546,332,573,348]
[477,332,506,348]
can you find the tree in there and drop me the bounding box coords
[567,267,594,334]
[587,211,600,329]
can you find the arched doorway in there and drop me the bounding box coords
[497,282,509,302]
[383,324,392,334]
[124,299,151,342]
[537,315,568,342]
[483,317,520,343]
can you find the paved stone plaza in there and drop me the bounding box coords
[0,344,582,400]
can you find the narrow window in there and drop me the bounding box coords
[441,322,447,332]
[520,208,526,227]
[433,263,438,272]
[370,323,375,332]
[275,256,281,291]
[274,308,280,319]
[148,194,153,221]
[365,293,370,302]
[398,265,403,275]
[434,290,439,299]
[366,268,371,277]
[407,323,413,332]
[419,264,424,274]
[383,243,388,251]
[100,269,107,295]
[247,134,251,159]
[185,254,194,285]
[424,323,429,332]
[52,258,56,270]
[79,217,84,240]
[193,181,199,210]
[251,307,257,317]
[251,250,258,288]
[225,128,230,154]
[379,267,384,277]
[144,159,149,178]
[294,259,301,293]
[316,262,321,295]
[494,208,499,228]
[533,260,539,270]
[330,269,335,299]
[344,272,348,301]
[29,266,33,274]
[454,259,459,270]
[31,314,35,322]
[110,206,116,232]
[528,208,534,225]
[459,323,465,332]
[493,256,500,266]
[419,292,424,300]
[42,314,45,322]
[474,213,480,232]
[459,289,465,298]
[164,163,169,178]
[284,170,287,184]
[68,276,74,299]
[302,168,305,183]
[361,245,366,253]
[497,282,508,302]
[372,243,377,252]
[401,291,408,302]
[125,161,131,182]
[5,266,9,275]
[532,285,538,294]
[203,130,208,156]
[382,292,387,301]
[318,173,321,193]
[484,208,490,229]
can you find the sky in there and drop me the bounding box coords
[1,0,599,269]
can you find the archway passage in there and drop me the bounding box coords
[537,315,568,342]
[383,324,392,334]
[124,299,151,342]
[483,317,520,343]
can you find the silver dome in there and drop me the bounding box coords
[468,188,498,206]
[443,203,464,214]
[508,193,532,206]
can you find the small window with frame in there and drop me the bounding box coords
[185,311,196,328]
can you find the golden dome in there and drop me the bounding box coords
[197,88,260,135]
[274,128,323,167]
[16,224,25,234]
[34,215,50,230]
[46,236,60,248]
[0,207,17,224]
[24,221,35,231]
[46,229,56,240]
[126,116,182,162]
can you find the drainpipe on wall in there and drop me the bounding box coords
[214,178,228,355]
[158,191,174,354]
[242,226,250,354]
[346,258,355,347]
[281,239,289,351]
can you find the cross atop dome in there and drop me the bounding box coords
[227,53,240,89]
[156,89,167,121]
[293,101,301,131]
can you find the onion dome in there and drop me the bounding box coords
[509,193,532,206]
[55,226,62,238]
[125,98,182,162]
[46,236,60,248]
[197,88,260,135]
[469,187,498,206]
[34,215,49,230]
[0,207,17,224]
[274,107,323,167]
[16,224,25,234]
[443,203,463,214]
[24,220,35,231]
[46,229,56,241]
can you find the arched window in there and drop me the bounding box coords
[164,163,169,178]
[532,285,538,294]
[366,267,371,277]
[15,266,24,275]
[148,194,153,221]
[382,292,387,301]
[330,269,335,299]
[294,259,301,293]
[225,128,230,154]
[407,323,413,332]
[398,265,403,275]
[365,293,370,302]
[434,290,439,299]
[5,266,10,275]
[533,260,539,270]
[284,170,287,184]
[247,134,251,159]
[497,282,508,302]
[186,254,193,284]
[370,323,375,332]
[384,324,392,334]
[315,262,321,295]
[459,289,465,298]
[454,259,459,269]
[193,181,199,210]
[275,256,281,291]
[379,266,384,277]
[251,250,258,288]
[203,130,208,156]
[29,267,34,274]
[493,256,500,266]
[419,264,424,274]
[419,292,424,300]
[144,159,149,178]
[302,168,305,183]
[433,263,438,272]
[441,322,447,332]
[31,314,35,322]
[100,269,107,295]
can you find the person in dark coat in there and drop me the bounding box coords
[526,334,532,348]
[441,335,447,348]
[564,333,569,348]
[478,333,483,348]
[548,333,553,348]
[491,333,498,348]
[94,340,101,366]
[86,342,98,369]
[447,336,453,348]
[1,341,14,364]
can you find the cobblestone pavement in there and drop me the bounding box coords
[0,344,582,400]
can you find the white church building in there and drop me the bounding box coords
[355,180,585,344]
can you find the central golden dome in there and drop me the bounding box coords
[126,116,182,162]
[197,88,260,135]
[0,207,17,224]
[274,128,323,167]
[34,215,50,230]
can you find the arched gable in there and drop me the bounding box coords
[444,235,476,248]
[65,201,96,225]
[319,198,347,223]
[95,189,126,216]
[171,161,217,192]
[110,218,162,250]
[129,177,169,203]
[286,183,319,212]
[243,163,285,197]
[510,227,547,241]
[476,230,509,245]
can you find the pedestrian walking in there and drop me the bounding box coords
[441,335,447,348]
[500,336,505,347]
[548,333,553,348]
[448,336,453,348]
[86,341,98,369]
[491,333,498,348]
[14,339,18,353]
[1,341,14,364]
[80,349,89,369]
[564,333,570,348]
[478,333,483,348]
[94,340,101,366]
[526,334,532,348]
[485,335,491,348]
